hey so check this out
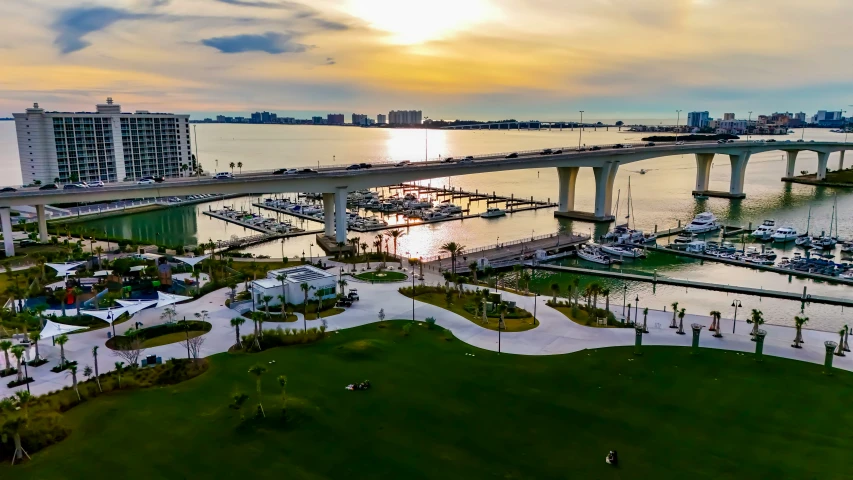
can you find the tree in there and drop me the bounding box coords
[56,334,69,366]
[571,278,580,306]
[275,273,288,316]
[709,310,722,338]
[602,288,611,312]
[677,308,687,334]
[313,289,324,320]
[792,315,808,348]
[229,392,250,420]
[237,161,243,174]
[0,397,30,464]
[68,364,81,401]
[263,295,273,320]
[338,278,348,295]
[11,346,24,382]
[28,332,41,361]
[550,283,560,303]
[56,289,69,317]
[642,307,649,333]
[590,283,601,308]
[180,163,189,176]
[469,262,479,283]
[230,317,246,349]
[181,334,205,361]
[113,337,145,366]
[335,241,345,260]
[300,282,315,326]
[229,161,235,173]
[670,302,679,328]
[94,245,104,267]
[385,229,405,264]
[360,242,370,267]
[72,286,84,317]
[160,305,177,324]
[114,361,124,388]
[440,242,465,275]
[747,309,764,337]
[92,346,102,392]
[0,340,12,376]
[277,375,288,416]
[347,237,359,257]
[248,363,267,418]
[249,311,264,350]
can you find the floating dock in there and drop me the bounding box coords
[202,210,320,239]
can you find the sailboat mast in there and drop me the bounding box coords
[613,189,621,223]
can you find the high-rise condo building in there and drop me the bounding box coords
[14,98,192,185]
[377,114,387,124]
[686,111,710,128]
[388,110,423,125]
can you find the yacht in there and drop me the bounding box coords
[751,220,776,241]
[684,241,706,253]
[600,243,646,259]
[438,203,463,214]
[604,224,647,244]
[840,241,853,254]
[480,208,507,218]
[771,226,799,242]
[672,232,696,245]
[684,212,721,234]
[577,245,620,265]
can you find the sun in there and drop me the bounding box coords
[346,0,499,45]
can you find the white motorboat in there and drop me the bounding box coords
[771,226,799,242]
[577,245,620,265]
[600,244,645,259]
[840,241,853,254]
[438,203,463,214]
[480,208,507,218]
[684,241,706,253]
[672,232,696,245]
[684,212,721,234]
[751,219,776,241]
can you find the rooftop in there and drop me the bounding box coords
[267,265,335,283]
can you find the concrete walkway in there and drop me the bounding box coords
[3,268,850,399]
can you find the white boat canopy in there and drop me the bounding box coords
[156,291,192,308]
[129,265,147,272]
[39,319,88,338]
[93,270,114,277]
[80,307,131,324]
[174,255,210,269]
[45,262,85,276]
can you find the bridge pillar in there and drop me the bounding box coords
[694,153,714,191]
[728,152,751,197]
[785,151,799,178]
[322,193,334,237]
[334,187,348,244]
[816,151,829,180]
[36,205,49,243]
[593,162,618,220]
[557,167,579,212]
[0,207,14,258]
[839,151,845,171]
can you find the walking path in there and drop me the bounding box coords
[4,267,850,398]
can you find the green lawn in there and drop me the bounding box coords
[401,289,538,332]
[354,271,407,282]
[5,322,853,479]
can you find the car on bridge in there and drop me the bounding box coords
[612,144,624,149]
[590,146,601,151]
[645,142,656,147]
[89,180,105,187]
[359,163,372,169]
[505,152,518,158]
[296,168,318,174]
[395,161,411,167]
[141,176,165,183]
[273,168,299,175]
[458,158,473,164]
[214,172,233,179]
[442,157,455,163]
[63,183,88,190]
[136,178,156,185]
[346,164,362,170]
[552,150,562,154]
[39,183,58,190]
[0,187,16,193]
[540,149,552,155]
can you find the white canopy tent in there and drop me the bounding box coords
[156,291,192,308]
[116,299,158,315]
[80,306,132,335]
[129,265,147,273]
[174,255,209,270]
[45,262,85,276]
[39,319,87,338]
[93,270,114,277]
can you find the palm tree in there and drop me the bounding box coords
[114,361,124,388]
[361,242,370,267]
[92,346,102,392]
[792,315,808,348]
[300,283,315,329]
[670,302,679,328]
[335,241,345,260]
[231,317,246,349]
[277,295,287,319]
[677,308,687,334]
[338,278,348,295]
[278,375,288,414]
[571,278,580,306]
[180,163,189,176]
[347,238,359,257]
[68,364,80,401]
[72,286,84,317]
[642,307,649,333]
[56,334,69,366]
[440,242,465,276]
[237,161,243,174]
[28,332,41,361]
[550,283,560,303]
[602,288,611,313]
[0,398,30,464]
[747,309,764,337]
[94,246,104,267]
[56,289,69,317]
[263,295,273,320]
[11,346,24,382]
[836,329,846,356]
[512,264,523,292]
[385,229,405,265]
[590,283,601,308]
[229,161,235,173]
[250,311,264,349]
[709,310,722,338]
[248,363,267,417]
[0,340,12,376]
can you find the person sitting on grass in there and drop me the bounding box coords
[606,450,618,466]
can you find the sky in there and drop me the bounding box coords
[0,0,851,122]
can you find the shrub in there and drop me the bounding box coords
[425,316,437,329]
[402,323,412,336]
[239,326,326,352]
[6,377,34,388]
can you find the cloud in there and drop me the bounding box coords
[150,0,171,6]
[324,57,336,65]
[53,6,145,54]
[310,17,349,31]
[214,0,298,9]
[201,32,309,54]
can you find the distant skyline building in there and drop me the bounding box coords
[311,116,325,125]
[352,113,368,126]
[327,113,344,125]
[389,110,423,125]
[377,114,386,124]
[13,98,191,185]
[723,113,736,121]
[686,111,709,128]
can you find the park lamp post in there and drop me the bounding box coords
[411,270,416,323]
[634,295,639,327]
[578,111,584,149]
[622,284,627,318]
[731,299,742,334]
[675,110,682,143]
[533,292,538,326]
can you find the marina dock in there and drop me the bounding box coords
[531,264,853,307]
[202,210,321,239]
[390,183,557,211]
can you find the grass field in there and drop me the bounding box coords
[402,290,537,332]
[4,321,852,479]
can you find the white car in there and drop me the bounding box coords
[89,180,105,187]
[285,169,299,175]
[214,172,233,179]
[675,141,685,145]
[136,179,155,185]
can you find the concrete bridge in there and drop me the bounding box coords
[0,140,848,257]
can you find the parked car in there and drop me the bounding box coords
[214,172,233,179]
[346,164,362,170]
[39,183,58,190]
[136,178,156,185]
[336,298,353,308]
[0,187,16,193]
[297,168,318,174]
[505,152,518,158]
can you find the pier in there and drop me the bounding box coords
[531,264,853,307]
[202,210,321,240]
[390,183,557,212]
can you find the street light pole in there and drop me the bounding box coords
[578,111,584,149]
[747,111,752,142]
[622,284,627,318]
[731,299,742,334]
[412,270,416,323]
[675,110,681,143]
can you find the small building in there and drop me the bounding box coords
[249,265,337,307]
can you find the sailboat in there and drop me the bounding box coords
[603,178,653,245]
[813,195,839,249]
[795,206,812,247]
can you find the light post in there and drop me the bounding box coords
[411,270,416,322]
[731,299,742,334]
[280,239,284,261]
[309,243,314,265]
[747,111,752,142]
[578,111,584,149]
[23,360,30,393]
[844,107,850,143]
[622,284,627,318]
[533,292,538,326]
[675,110,681,143]
[634,294,639,329]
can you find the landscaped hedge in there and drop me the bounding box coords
[238,326,326,352]
[108,320,211,350]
